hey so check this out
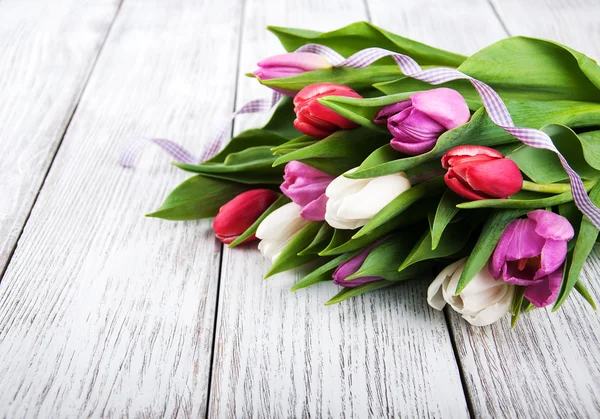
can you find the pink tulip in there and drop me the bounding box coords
[253,52,332,97]
[280,161,334,221]
[489,210,575,308]
[441,145,523,200]
[332,242,383,288]
[374,88,470,155]
[213,189,279,244]
[293,83,362,138]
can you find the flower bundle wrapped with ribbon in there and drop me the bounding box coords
[141,22,600,327]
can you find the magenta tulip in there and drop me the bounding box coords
[293,83,362,138]
[489,210,575,308]
[253,52,332,97]
[332,242,383,288]
[280,161,334,221]
[442,145,523,200]
[374,88,470,155]
[213,189,279,244]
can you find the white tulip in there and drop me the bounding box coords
[256,202,310,262]
[427,257,514,327]
[324,168,411,230]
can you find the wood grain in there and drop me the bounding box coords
[448,1,600,417]
[0,0,243,416]
[0,0,121,275]
[205,0,514,417]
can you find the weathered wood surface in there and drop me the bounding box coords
[0,0,599,417]
[0,0,243,416]
[0,0,121,275]
[449,1,600,417]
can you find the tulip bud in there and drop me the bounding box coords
[213,189,279,244]
[374,88,470,156]
[325,168,411,230]
[253,53,332,97]
[490,210,574,308]
[280,161,334,221]
[332,242,383,288]
[256,202,311,262]
[441,145,523,200]
[293,83,362,138]
[427,257,515,326]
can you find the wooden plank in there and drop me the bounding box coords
[0,0,243,416]
[448,1,600,416]
[207,1,511,417]
[0,0,121,275]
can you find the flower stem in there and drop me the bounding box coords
[521,180,596,194]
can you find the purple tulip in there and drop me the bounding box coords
[374,88,470,156]
[489,210,575,308]
[332,242,382,288]
[280,161,335,221]
[253,52,332,97]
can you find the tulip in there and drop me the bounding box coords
[332,242,382,288]
[441,145,523,200]
[428,257,515,326]
[374,88,470,155]
[324,168,411,230]
[489,210,574,308]
[293,83,362,138]
[254,52,331,80]
[280,161,335,221]
[213,189,279,244]
[256,202,311,262]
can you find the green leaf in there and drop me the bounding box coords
[508,125,600,183]
[578,131,600,171]
[399,218,480,271]
[375,36,600,103]
[261,96,301,139]
[456,209,528,293]
[272,128,390,175]
[229,195,290,247]
[347,100,600,179]
[324,280,397,305]
[257,65,405,93]
[318,92,414,131]
[354,177,446,238]
[574,280,598,310]
[298,223,334,255]
[431,190,462,250]
[265,222,323,278]
[291,251,361,291]
[456,182,595,210]
[346,236,421,281]
[147,175,250,220]
[510,286,526,328]
[553,182,600,310]
[268,21,466,67]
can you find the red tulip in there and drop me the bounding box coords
[293,83,362,138]
[213,189,279,244]
[441,145,523,200]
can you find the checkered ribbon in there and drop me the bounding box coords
[299,43,600,227]
[119,91,283,167]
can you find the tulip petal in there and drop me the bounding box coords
[444,171,493,201]
[300,194,328,221]
[490,219,519,279]
[388,108,445,142]
[464,158,523,198]
[257,52,331,72]
[427,258,466,310]
[441,145,503,169]
[461,285,513,327]
[336,173,411,220]
[535,239,567,280]
[281,161,334,208]
[308,99,359,130]
[528,210,575,241]
[524,267,564,308]
[410,88,471,130]
[293,120,332,138]
[391,138,438,155]
[374,100,411,124]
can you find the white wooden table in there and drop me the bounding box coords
[1,0,599,417]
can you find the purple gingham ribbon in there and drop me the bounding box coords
[299,44,600,227]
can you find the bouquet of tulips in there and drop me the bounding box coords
[145,22,600,327]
